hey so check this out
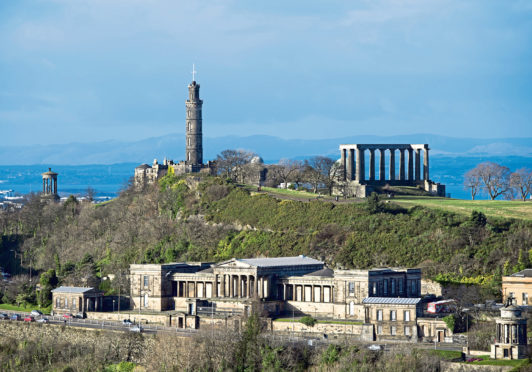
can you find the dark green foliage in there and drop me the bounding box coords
[366,192,382,214]
[299,315,316,327]
[38,269,58,307]
[470,210,487,227]
[233,313,262,372]
[443,314,456,332]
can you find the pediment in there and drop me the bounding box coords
[214,258,253,269]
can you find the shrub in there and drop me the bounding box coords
[299,315,316,327]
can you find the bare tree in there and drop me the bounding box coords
[304,156,340,195]
[266,159,303,187]
[472,162,511,200]
[464,167,483,200]
[215,149,256,182]
[510,168,532,201]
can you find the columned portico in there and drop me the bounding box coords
[337,143,443,197]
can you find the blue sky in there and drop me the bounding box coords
[1,0,531,146]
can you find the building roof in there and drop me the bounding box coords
[510,269,532,278]
[236,255,323,268]
[305,267,334,277]
[51,286,96,294]
[135,164,151,170]
[362,297,421,305]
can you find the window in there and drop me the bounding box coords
[399,279,403,294]
[56,297,60,308]
[377,309,383,321]
[390,310,396,321]
[509,292,515,304]
[144,293,149,307]
[523,293,528,305]
[144,275,149,287]
[349,301,355,316]
[390,326,397,335]
[348,282,355,295]
[404,326,411,336]
[372,282,377,295]
[391,279,396,294]
[404,310,410,322]
[411,280,417,295]
[65,298,68,308]
[377,325,383,335]
[383,279,388,295]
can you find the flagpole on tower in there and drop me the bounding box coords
[192,64,197,82]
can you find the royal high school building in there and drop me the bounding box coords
[130,256,429,341]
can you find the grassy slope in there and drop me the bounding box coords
[392,196,532,221]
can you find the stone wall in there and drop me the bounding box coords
[440,361,513,372]
[272,320,363,336]
[422,279,443,297]
[0,321,157,365]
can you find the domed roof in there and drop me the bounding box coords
[41,167,58,176]
[250,156,264,165]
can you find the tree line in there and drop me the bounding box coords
[215,149,342,195]
[464,162,531,200]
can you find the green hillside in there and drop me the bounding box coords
[1,174,531,302]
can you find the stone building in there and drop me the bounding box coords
[491,298,528,360]
[502,269,532,306]
[51,286,104,315]
[41,168,59,201]
[129,256,425,341]
[134,74,215,188]
[337,144,445,197]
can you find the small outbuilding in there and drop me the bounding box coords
[51,286,103,315]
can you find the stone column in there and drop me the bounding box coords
[283,284,287,300]
[341,149,347,181]
[254,275,259,298]
[214,275,218,297]
[247,275,251,298]
[408,148,414,181]
[415,149,421,181]
[369,149,375,181]
[356,147,365,182]
[389,149,395,181]
[347,149,354,181]
[399,149,405,181]
[423,146,430,181]
[379,149,386,181]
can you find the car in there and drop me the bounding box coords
[74,312,85,319]
[36,317,49,323]
[30,310,43,317]
[122,319,134,326]
[0,313,8,320]
[129,325,143,333]
[23,315,35,322]
[62,313,73,319]
[10,314,21,321]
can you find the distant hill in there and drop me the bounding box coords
[1,133,531,165]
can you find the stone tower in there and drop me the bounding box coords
[41,168,59,201]
[185,79,203,168]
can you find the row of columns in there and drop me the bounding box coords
[176,274,270,299]
[42,176,58,195]
[341,146,429,183]
[281,284,332,303]
[496,322,527,345]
